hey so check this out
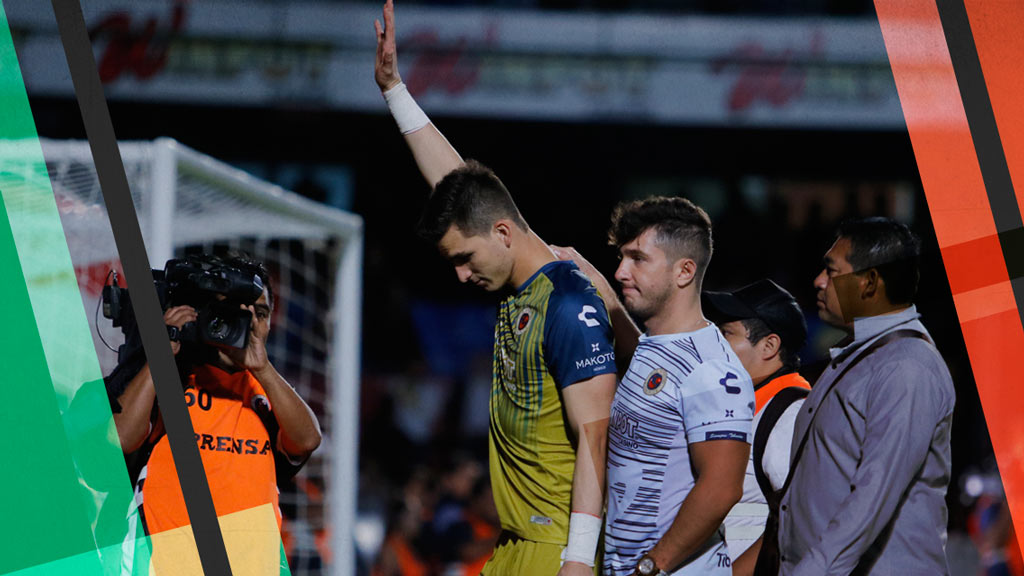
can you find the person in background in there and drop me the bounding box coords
[777,217,955,575]
[701,279,810,575]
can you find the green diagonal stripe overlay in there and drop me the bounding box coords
[0,2,151,574]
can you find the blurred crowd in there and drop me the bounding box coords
[358,449,500,575]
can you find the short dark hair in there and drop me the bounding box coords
[608,196,714,275]
[415,160,527,244]
[740,317,801,371]
[223,252,274,311]
[836,217,920,305]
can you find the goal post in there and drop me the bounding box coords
[25,137,363,576]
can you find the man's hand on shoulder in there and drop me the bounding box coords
[551,244,639,375]
[551,245,614,301]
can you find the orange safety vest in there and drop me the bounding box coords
[142,364,281,534]
[754,372,811,414]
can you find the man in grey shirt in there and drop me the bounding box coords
[778,217,955,575]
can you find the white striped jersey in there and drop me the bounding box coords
[603,324,755,575]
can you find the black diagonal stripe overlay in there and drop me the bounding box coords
[936,0,1024,287]
[937,0,1020,233]
[51,1,232,574]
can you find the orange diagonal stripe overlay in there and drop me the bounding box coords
[875,0,1024,554]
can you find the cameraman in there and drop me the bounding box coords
[110,256,321,570]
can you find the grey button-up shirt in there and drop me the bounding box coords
[779,306,955,575]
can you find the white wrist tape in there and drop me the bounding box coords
[382,82,430,134]
[563,512,602,567]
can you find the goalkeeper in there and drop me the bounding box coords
[374,2,622,574]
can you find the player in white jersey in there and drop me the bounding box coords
[557,197,753,576]
[607,326,754,575]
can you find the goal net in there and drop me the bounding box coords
[21,137,362,576]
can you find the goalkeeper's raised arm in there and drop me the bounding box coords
[374,0,464,188]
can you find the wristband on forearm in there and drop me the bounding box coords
[382,82,429,134]
[563,511,602,567]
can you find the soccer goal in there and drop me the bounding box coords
[35,137,363,576]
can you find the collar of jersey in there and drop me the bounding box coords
[515,259,574,293]
[638,321,716,343]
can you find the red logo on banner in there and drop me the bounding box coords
[89,0,188,83]
[710,30,825,112]
[403,24,497,96]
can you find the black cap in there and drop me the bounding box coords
[702,279,807,352]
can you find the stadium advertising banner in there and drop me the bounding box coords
[5,0,904,129]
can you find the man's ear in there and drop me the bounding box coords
[493,219,514,248]
[861,268,882,300]
[674,258,697,288]
[758,333,782,363]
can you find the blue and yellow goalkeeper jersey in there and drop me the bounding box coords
[490,260,617,544]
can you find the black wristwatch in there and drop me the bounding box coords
[636,554,669,576]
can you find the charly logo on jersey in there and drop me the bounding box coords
[719,372,741,394]
[514,306,536,336]
[577,305,600,327]
[643,368,668,395]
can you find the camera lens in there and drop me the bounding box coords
[207,316,230,340]
[197,305,249,349]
